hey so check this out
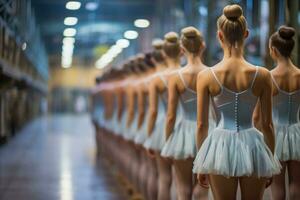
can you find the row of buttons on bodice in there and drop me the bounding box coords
[234,94,240,132]
[287,95,292,125]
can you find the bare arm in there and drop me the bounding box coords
[116,88,124,121]
[126,87,136,127]
[252,100,262,131]
[165,77,179,140]
[196,72,210,149]
[257,70,275,153]
[147,81,159,136]
[137,87,145,129]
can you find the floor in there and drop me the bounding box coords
[0,114,127,200]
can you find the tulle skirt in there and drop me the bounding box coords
[114,111,127,138]
[123,116,138,141]
[134,119,148,145]
[161,119,197,159]
[144,112,166,151]
[275,123,300,161]
[193,127,281,178]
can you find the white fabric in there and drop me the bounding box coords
[275,123,300,161]
[134,116,149,145]
[161,118,197,159]
[193,128,281,177]
[144,110,166,151]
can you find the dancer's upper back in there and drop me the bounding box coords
[209,65,259,131]
[271,69,300,125]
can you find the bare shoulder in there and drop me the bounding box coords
[197,67,216,89]
[253,66,272,94]
[257,66,271,81]
[197,67,211,81]
[293,66,300,77]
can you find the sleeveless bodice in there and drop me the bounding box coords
[271,75,300,125]
[158,73,168,110]
[178,70,197,121]
[210,67,259,131]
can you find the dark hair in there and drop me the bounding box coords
[181,26,204,54]
[217,4,247,46]
[270,26,295,57]
[144,52,155,68]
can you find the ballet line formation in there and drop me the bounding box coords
[91,4,300,200]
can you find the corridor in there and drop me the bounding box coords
[0,115,126,200]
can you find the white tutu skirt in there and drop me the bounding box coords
[134,120,148,145]
[161,119,197,159]
[193,127,281,177]
[110,113,120,135]
[275,123,300,161]
[123,116,138,141]
[144,113,166,151]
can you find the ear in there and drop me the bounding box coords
[273,47,280,57]
[244,29,249,38]
[150,57,157,65]
[181,46,186,54]
[179,49,184,56]
[201,41,206,50]
[217,31,224,42]
[161,51,167,59]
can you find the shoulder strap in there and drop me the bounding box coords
[209,67,223,88]
[250,66,259,88]
[158,73,168,87]
[178,69,188,89]
[270,72,281,91]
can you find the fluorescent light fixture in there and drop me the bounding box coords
[63,28,77,37]
[22,42,27,51]
[134,19,150,28]
[108,46,122,57]
[66,1,81,10]
[116,39,130,48]
[64,17,78,26]
[85,2,99,11]
[124,30,138,40]
[63,37,75,44]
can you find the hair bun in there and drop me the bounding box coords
[223,4,243,20]
[278,26,295,40]
[152,39,164,50]
[181,26,199,38]
[164,32,179,43]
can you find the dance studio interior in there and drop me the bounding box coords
[0,0,300,200]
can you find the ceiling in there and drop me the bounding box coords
[32,0,155,67]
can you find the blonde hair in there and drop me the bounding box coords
[181,26,204,54]
[163,32,181,59]
[217,4,247,47]
[152,39,164,62]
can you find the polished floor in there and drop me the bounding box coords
[0,114,127,200]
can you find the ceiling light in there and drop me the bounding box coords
[63,28,77,37]
[64,17,78,26]
[124,30,138,40]
[63,37,75,44]
[116,39,130,48]
[134,19,150,28]
[108,46,122,57]
[66,1,81,10]
[22,42,27,51]
[85,2,99,11]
